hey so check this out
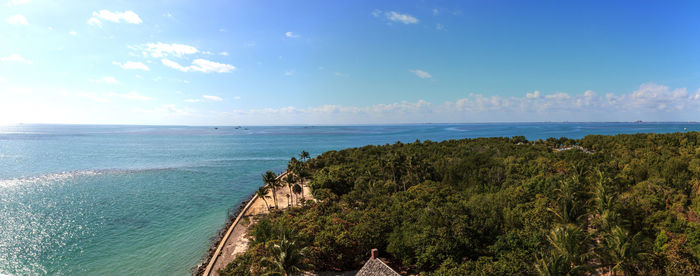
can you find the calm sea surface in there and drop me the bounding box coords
[0,123,697,275]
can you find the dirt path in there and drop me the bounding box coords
[205,174,314,275]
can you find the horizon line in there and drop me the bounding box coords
[2,121,699,128]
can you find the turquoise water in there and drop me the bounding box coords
[0,123,697,275]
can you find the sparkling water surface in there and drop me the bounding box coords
[0,123,697,275]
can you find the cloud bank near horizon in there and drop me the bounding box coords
[209,83,699,125]
[5,82,696,125]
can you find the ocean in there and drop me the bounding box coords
[0,123,697,275]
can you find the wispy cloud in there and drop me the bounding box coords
[185,95,223,103]
[89,10,142,27]
[218,83,700,124]
[68,30,77,36]
[410,69,432,79]
[89,76,120,84]
[161,59,235,73]
[113,61,149,71]
[385,11,418,24]
[87,17,101,27]
[284,70,295,76]
[203,95,223,101]
[1,54,31,64]
[143,42,198,58]
[285,31,300,38]
[7,14,28,25]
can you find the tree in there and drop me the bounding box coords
[261,233,312,276]
[292,183,302,206]
[256,185,271,210]
[263,171,280,209]
[597,226,649,275]
[299,150,310,162]
[545,224,590,272]
[285,174,297,207]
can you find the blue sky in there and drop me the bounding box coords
[1,0,700,125]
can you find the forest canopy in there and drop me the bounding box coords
[222,132,700,275]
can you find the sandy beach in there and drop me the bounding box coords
[202,172,314,276]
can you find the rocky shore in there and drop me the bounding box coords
[191,193,255,276]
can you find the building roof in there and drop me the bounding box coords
[355,257,400,276]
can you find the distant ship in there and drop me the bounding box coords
[635,120,643,123]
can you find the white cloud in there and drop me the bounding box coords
[371,9,382,18]
[161,59,188,71]
[216,83,700,124]
[385,11,418,24]
[285,32,300,38]
[410,69,432,79]
[526,90,540,98]
[90,10,142,25]
[8,0,30,6]
[89,76,120,84]
[69,30,77,36]
[1,54,31,64]
[202,95,223,101]
[7,14,28,25]
[436,23,445,31]
[87,17,102,27]
[143,42,198,58]
[110,91,151,101]
[161,59,235,73]
[219,51,229,56]
[185,95,223,103]
[433,8,440,16]
[284,70,294,76]
[113,61,150,71]
[233,96,241,100]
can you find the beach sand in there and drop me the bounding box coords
[205,175,314,275]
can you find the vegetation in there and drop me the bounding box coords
[223,133,700,275]
[255,185,271,210]
[262,171,280,209]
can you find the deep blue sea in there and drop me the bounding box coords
[0,123,697,275]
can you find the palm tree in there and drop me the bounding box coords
[285,174,297,207]
[256,185,271,210]
[263,171,279,209]
[596,226,649,275]
[547,224,590,266]
[535,253,576,276]
[288,157,301,174]
[292,183,302,206]
[261,233,312,276]
[299,151,310,162]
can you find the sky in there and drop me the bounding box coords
[1,0,700,125]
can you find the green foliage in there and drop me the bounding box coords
[227,132,700,274]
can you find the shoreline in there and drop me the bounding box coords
[191,192,257,276]
[196,171,292,276]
